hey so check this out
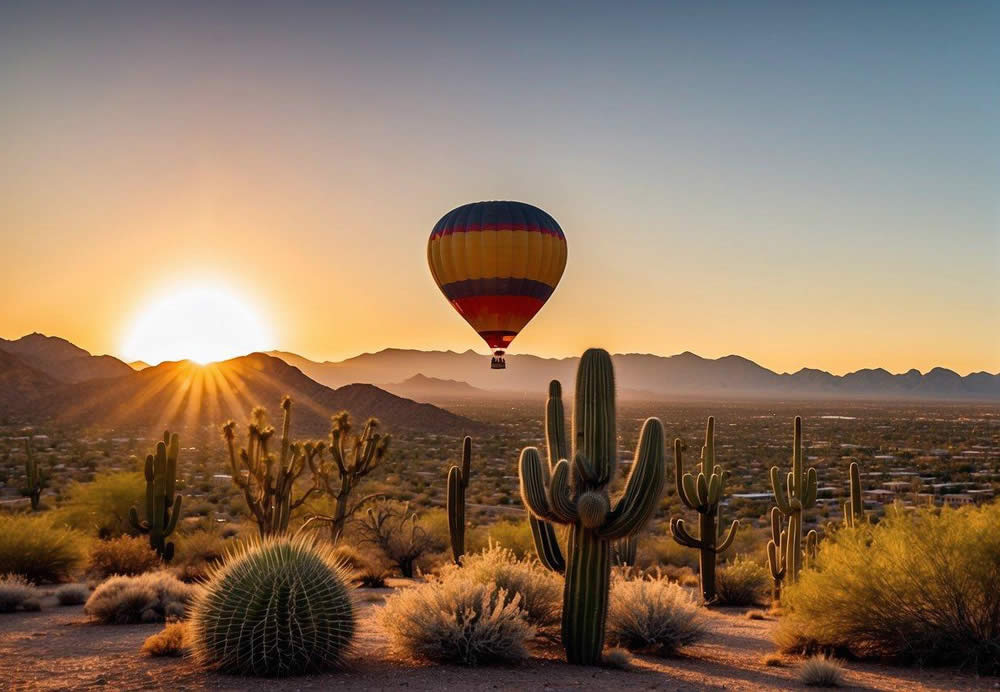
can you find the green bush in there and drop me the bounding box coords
[442,544,561,630]
[775,503,1000,673]
[716,556,769,606]
[378,574,533,665]
[88,536,161,579]
[0,514,86,583]
[468,519,538,560]
[57,472,145,538]
[171,531,228,582]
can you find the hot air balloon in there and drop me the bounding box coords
[428,201,567,369]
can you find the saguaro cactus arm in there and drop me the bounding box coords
[597,417,665,540]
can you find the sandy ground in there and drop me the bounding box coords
[1,583,996,691]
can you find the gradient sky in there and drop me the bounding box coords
[2,2,997,375]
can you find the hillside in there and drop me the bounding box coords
[0,332,134,383]
[19,352,483,436]
[0,349,61,409]
[382,373,490,402]
[269,349,1000,401]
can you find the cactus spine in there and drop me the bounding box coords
[527,381,568,573]
[518,349,665,665]
[447,436,472,564]
[129,431,182,561]
[843,461,864,528]
[769,416,817,584]
[668,417,739,603]
[22,438,44,511]
[766,507,787,602]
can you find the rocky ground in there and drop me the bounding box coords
[1,582,995,691]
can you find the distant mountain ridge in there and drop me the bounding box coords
[383,373,490,401]
[0,332,134,383]
[268,348,1000,401]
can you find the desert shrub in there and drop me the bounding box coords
[641,533,699,569]
[603,647,631,669]
[607,574,706,656]
[55,584,90,606]
[0,574,41,613]
[761,652,783,666]
[88,536,161,579]
[716,556,769,606]
[143,622,187,657]
[378,576,533,665]
[0,514,86,583]
[189,537,355,677]
[85,571,197,624]
[22,597,41,611]
[171,531,227,582]
[468,519,539,560]
[775,504,1000,673]
[443,544,561,630]
[799,656,844,687]
[57,472,145,537]
[357,501,434,578]
[357,560,392,588]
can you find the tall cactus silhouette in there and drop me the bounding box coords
[129,431,182,560]
[526,381,568,573]
[518,349,665,665]
[669,417,739,603]
[447,436,472,564]
[21,438,45,511]
[766,507,787,602]
[843,461,865,528]
[769,416,817,583]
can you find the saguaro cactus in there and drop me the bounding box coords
[21,438,45,511]
[669,417,739,603]
[766,507,787,602]
[804,529,819,569]
[611,536,637,567]
[129,431,182,560]
[518,348,665,665]
[843,461,865,528]
[447,436,473,564]
[769,416,817,584]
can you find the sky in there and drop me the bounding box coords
[1,1,997,375]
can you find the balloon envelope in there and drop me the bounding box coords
[428,200,567,353]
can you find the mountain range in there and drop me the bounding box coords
[0,334,482,435]
[268,349,1000,401]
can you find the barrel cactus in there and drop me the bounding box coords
[447,436,472,564]
[518,348,666,665]
[189,536,355,676]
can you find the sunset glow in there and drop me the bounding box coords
[121,284,272,365]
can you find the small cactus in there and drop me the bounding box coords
[611,536,638,567]
[805,529,819,569]
[189,536,355,676]
[518,349,666,665]
[129,431,182,561]
[669,417,739,603]
[21,438,45,511]
[447,436,472,564]
[766,507,787,602]
[769,416,817,584]
[843,461,865,528]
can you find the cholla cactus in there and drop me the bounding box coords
[518,348,665,665]
[843,461,865,528]
[766,507,787,602]
[222,398,325,537]
[129,431,182,560]
[669,417,739,603]
[21,438,45,511]
[447,436,473,564]
[189,536,355,676]
[769,416,817,583]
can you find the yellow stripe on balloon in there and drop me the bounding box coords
[428,230,567,284]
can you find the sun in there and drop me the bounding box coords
[122,283,273,365]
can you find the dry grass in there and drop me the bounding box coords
[171,531,227,582]
[87,536,161,579]
[746,609,769,620]
[0,574,40,613]
[761,652,784,667]
[85,571,198,624]
[142,622,187,657]
[715,556,769,606]
[378,575,534,665]
[442,544,562,631]
[607,574,707,656]
[602,647,632,670]
[0,515,86,583]
[799,655,844,687]
[55,584,90,606]
[776,503,1000,674]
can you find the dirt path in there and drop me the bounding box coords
[1,588,994,691]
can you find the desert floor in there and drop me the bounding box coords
[1,581,995,691]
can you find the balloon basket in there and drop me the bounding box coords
[491,351,506,370]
